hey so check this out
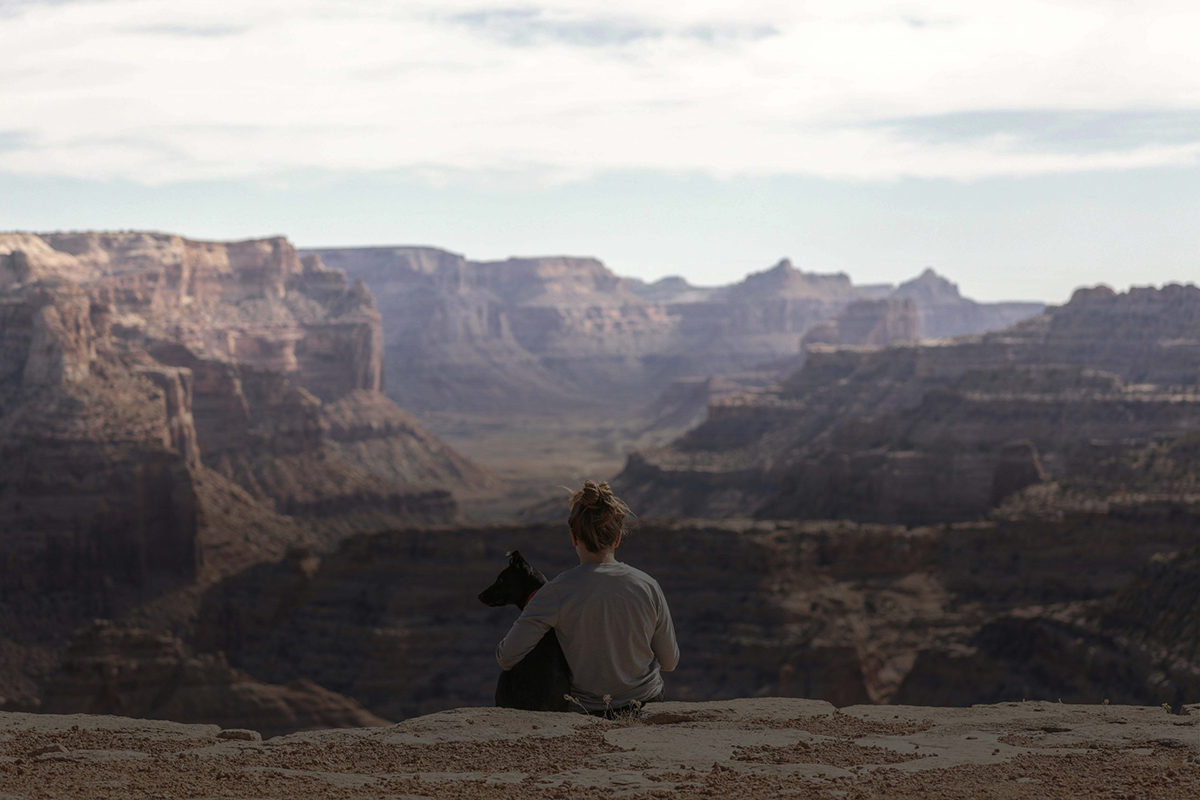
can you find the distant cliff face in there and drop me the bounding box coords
[801,297,920,349]
[617,283,1200,523]
[305,247,1041,415]
[892,269,1044,339]
[0,232,487,599]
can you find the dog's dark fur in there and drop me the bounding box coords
[478,550,572,712]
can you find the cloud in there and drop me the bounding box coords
[0,130,34,152]
[874,110,1200,153]
[122,22,250,37]
[449,8,665,48]
[447,7,777,48]
[1,0,1199,185]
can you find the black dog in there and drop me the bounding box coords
[478,550,572,712]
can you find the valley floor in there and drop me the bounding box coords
[1,699,1197,799]
[424,412,667,522]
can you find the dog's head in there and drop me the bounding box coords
[478,550,547,608]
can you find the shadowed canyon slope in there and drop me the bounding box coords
[6,507,1194,735]
[189,514,1196,725]
[304,247,1042,416]
[617,283,1200,522]
[38,620,389,739]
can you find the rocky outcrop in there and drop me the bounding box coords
[0,235,478,721]
[1100,544,1200,667]
[322,390,492,489]
[304,247,1042,416]
[896,545,1200,709]
[637,375,756,439]
[619,284,1200,523]
[893,268,1044,339]
[0,232,491,710]
[0,700,1196,799]
[0,287,209,594]
[894,608,1200,710]
[0,281,96,387]
[801,297,919,349]
[39,620,389,738]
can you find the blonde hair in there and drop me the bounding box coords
[568,480,630,553]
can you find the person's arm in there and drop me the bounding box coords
[651,583,680,672]
[495,589,558,671]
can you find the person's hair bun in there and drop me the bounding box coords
[578,479,612,510]
[568,480,630,553]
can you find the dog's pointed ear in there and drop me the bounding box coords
[507,550,526,566]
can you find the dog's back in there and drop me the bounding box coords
[479,551,572,712]
[495,628,571,711]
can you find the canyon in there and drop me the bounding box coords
[305,247,1042,419]
[0,230,1193,749]
[305,245,1042,509]
[2,508,1194,745]
[618,283,1200,523]
[0,233,489,585]
[0,232,489,712]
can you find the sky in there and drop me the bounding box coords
[1,0,1198,303]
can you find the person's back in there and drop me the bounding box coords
[495,481,679,714]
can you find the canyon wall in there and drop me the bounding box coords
[801,297,920,349]
[618,284,1200,523]
[892,268,1044,339]
[186,508,1197,723]
[0,233,487,600]
[305,247,1043,416]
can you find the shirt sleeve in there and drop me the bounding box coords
[651,583,680,672]
[495,588,559,671]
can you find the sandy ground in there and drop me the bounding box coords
[1,698,1197,798]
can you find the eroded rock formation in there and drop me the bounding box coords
[619,284,1200,523]
[305,247,1042,416]
[893,268,1043,339]
[895,542,1200,709]
[39,620,388,738]
[0,232,487,595]
[0,232,498,715]
[801,297,919,349]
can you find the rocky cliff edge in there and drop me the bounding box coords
[0,699,1196,798]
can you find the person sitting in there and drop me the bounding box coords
[495,480,679,717]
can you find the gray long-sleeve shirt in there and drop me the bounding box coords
[495,561,679,711]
